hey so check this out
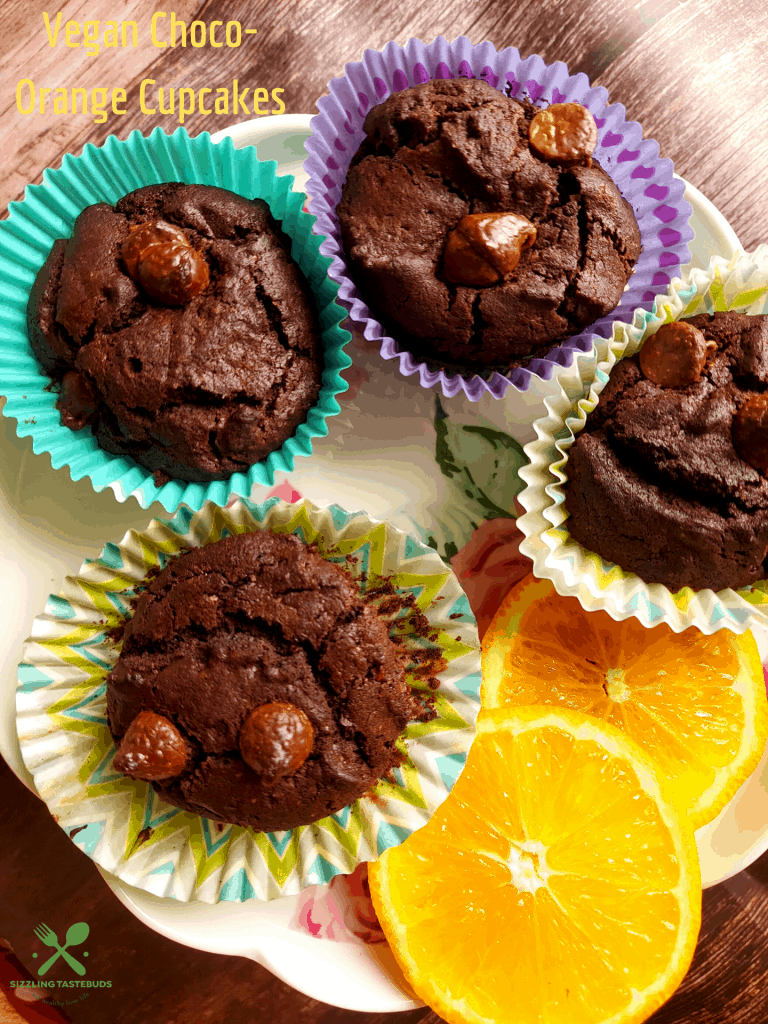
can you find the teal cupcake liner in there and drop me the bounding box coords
[0,127,351,512]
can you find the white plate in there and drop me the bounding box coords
[104,871,416,1013]
[1,113,757,1013]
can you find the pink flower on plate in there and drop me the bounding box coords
[450,515,532,639]
[228,480,302,508]
[292,863,386,945]
[224,481,303,509]
[295,882,348,942]
[266,481,303,503]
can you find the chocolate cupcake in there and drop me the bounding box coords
[20,496,480,899]
[337,78,641,373]
[107,529,421,832]
[565,312,768,592]
[28,183,323,482]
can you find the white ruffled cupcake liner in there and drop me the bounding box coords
[517,247,768,634]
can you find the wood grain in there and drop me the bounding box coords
[597,0,768,251]
[0,0,165,205]
[3,0,768,252]
[3,1,768,1021]
[648,863,768,1023]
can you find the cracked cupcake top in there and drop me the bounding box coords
[565,312,768,593]
[107,530,421,833]
[27,183,322,482]
[581,312,768,512]
[337,77,641,372]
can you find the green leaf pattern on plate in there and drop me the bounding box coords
[428,396,526,561]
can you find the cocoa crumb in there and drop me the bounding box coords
[105,623,125,643]
[413,692,438,719]
[135,826,152,846]
[377,596,404,616]
[364,786,389,808]
[407,648,448,680]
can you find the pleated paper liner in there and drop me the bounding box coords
[0,128,351,513]
[517,248,768,634]
[304,35,693,400]
[16,497,481,902]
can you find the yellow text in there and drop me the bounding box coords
[43,12,138,56]
[16,79,127,123]
[139,80,285,123]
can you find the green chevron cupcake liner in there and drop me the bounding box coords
[0,128,351,513]
[16,497,481,903]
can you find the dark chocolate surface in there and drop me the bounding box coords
[565,311,768,592]
[27,183,322,482]
[337,78,641,372]
[107,530,419,832]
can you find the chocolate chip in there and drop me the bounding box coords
[444,212,537,287]
[121,219,209,306]
[121,220,188,276]
[444,229,500,286]
[528,103,598,165]
[733,394,768,473]
[113,711,189,781]
[57,370,97,430]
[638,321,709,388]
[239,702,314,781]
[137,243,209,306]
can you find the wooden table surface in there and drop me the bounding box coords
[2,1,768,1022]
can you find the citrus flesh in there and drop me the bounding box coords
[482,575,768,829]
[370,706,701,1024]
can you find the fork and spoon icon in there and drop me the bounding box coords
[33,922,89,976]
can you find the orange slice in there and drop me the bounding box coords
[370,705,701,1024]
[482,575,768,830]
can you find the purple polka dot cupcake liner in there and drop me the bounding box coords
[304,36,694,401]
